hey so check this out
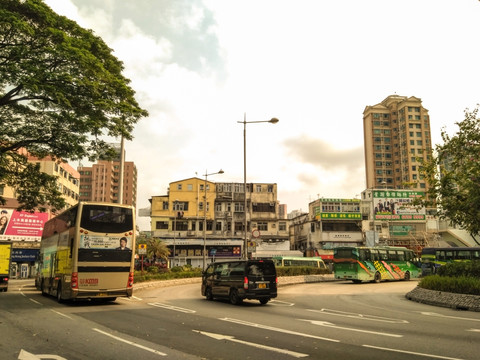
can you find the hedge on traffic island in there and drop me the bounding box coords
[419,261,480,296]
[134,265,331,283]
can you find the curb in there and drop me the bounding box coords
[134,274,336,291]
[406,286,480,312]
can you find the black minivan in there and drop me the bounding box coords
[201,260,277,305]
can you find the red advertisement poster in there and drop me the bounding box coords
[0,208,49,242]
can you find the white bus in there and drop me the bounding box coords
[37,202,136,302]
[272,256,327,269]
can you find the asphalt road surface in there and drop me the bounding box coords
[2,279,480,360]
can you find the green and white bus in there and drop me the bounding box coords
[333,246,420,283]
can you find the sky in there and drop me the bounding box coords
[43,0,480,231]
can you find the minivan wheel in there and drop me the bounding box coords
[205,287,213,301]
[259,298,269,305]
[229,289,242,305]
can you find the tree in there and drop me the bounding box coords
[0,0,148,211]
[147,238,171,263]
[420,107,480,244]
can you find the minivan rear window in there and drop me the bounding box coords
[247,262,275,276]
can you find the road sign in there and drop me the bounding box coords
[138,243,147,255]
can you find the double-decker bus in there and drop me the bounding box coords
[333,246,420,283]
[37,202,135,302]
[272,256,327,269]
[421,247,480,276]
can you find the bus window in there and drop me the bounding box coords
[335,248,357,259]
[370,249,379,261]
[397,251,405,261]
[378,250,388,261]
[358,249,368,261]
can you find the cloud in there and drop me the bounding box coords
[283,135,364,170]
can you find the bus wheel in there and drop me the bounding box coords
[404,271,411,281]
[374,272,381,283]
[352,280,362,284]
[229,289,242,305]
[41,280,47,296]
[56,283,63,303]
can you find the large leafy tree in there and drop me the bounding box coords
[0,0,148,211]
[420,107,480,244]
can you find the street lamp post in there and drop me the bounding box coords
[203,169,224,270]
[173,199,178,267]
[237,114,279,260]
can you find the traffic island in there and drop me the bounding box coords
[406,286,480,312]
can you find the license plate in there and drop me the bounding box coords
[97,292,107,297]
[258,283,266,289]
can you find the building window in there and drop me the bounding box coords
[268,185,273,193]
[279,222,286,231]
[234,202,244,212]
[177,184,182,190]
[256,185,262,192]
[216,222,222,231]
[257,222,268,231]
[187,184,193,190]
[156,221,168,229]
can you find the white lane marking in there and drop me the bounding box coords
[29,298,42,305]
[148,302,196,313]
[299,319,403,338]
[193,330,308,358]
[308,308,409,324]
[420,311,480,322]
[18,349,67,359]
[363,344,465,360]
[467,328,480,332]
[119,295,143,301]
[50,309,73,320]
[220,317,339,343]
[93,328,167,356]
[270,299,295,306]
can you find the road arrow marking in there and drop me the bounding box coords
[299,319,403,337]
[192,330,308,358]
[308,308,409,324]
[18,349,67,360]
[220,317,339,342]
[420,312,480,322]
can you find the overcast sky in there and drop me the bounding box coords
[44,0,480,230]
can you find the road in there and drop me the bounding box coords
[1,279,480,359]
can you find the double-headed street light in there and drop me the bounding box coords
[203,169,224,270]
[237,114,279,260]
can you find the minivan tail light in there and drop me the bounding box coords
[243,276,248,290]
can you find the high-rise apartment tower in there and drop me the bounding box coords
[363,95,432,191]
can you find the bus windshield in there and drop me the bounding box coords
[80,204,133,233]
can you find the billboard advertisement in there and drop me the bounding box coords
[373,190,425,221]
[0,208,49,241]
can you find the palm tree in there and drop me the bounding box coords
[147,239,170,264]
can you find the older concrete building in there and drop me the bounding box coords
[149,179,288,267]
